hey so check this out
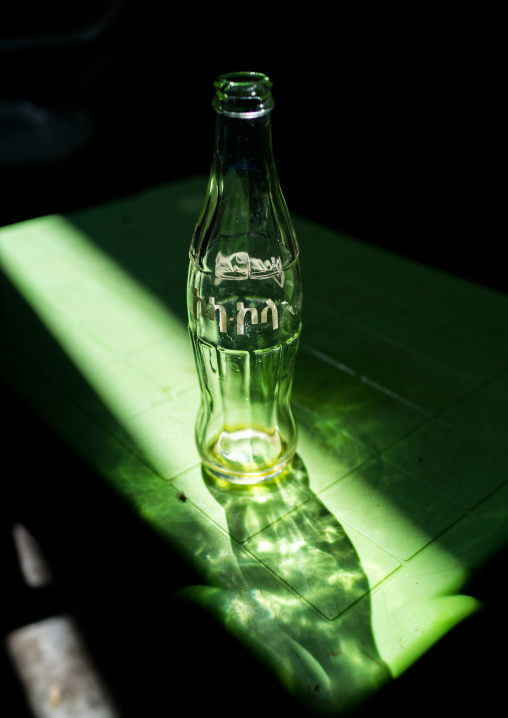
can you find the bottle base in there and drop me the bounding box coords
[200,427,295,485]
[201,456,294,485]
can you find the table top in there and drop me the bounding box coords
[2,176,508,715]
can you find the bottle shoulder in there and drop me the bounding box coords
[190,169,299,274]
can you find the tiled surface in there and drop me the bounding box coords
[2,176,508,714]
[410,325,508,383]
[364,348,478,415]
[244,502,400,619]
[319,458,464,560]
[440,386,508,458]
[383,420,508,509]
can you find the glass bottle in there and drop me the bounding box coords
[187,71,302,484]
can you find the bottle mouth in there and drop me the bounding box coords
[213,71,274,118]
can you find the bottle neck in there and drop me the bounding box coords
[190,72,298,269]
[212,111,275,184]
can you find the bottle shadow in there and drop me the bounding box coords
[187,454,391,714]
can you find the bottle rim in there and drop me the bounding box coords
[213,71,275,119]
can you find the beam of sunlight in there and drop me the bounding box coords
[0,206,491,713]
[0,214,198,479]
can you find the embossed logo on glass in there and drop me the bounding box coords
[215,251,284,286]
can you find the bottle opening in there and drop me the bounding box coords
[213,71,275,119]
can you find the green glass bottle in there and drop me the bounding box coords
[187,72,302,484]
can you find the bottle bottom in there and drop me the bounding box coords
[201,426,295,485]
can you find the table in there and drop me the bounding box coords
[2,176,508,715]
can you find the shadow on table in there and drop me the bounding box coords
[176,455,390,715]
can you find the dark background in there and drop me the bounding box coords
[1,0,506,291]
[1,2,507,716]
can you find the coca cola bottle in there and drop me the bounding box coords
[187,71,302,484]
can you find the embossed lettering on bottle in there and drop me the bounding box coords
[193,288,279,334]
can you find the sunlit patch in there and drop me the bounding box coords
[0,215,197,478]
